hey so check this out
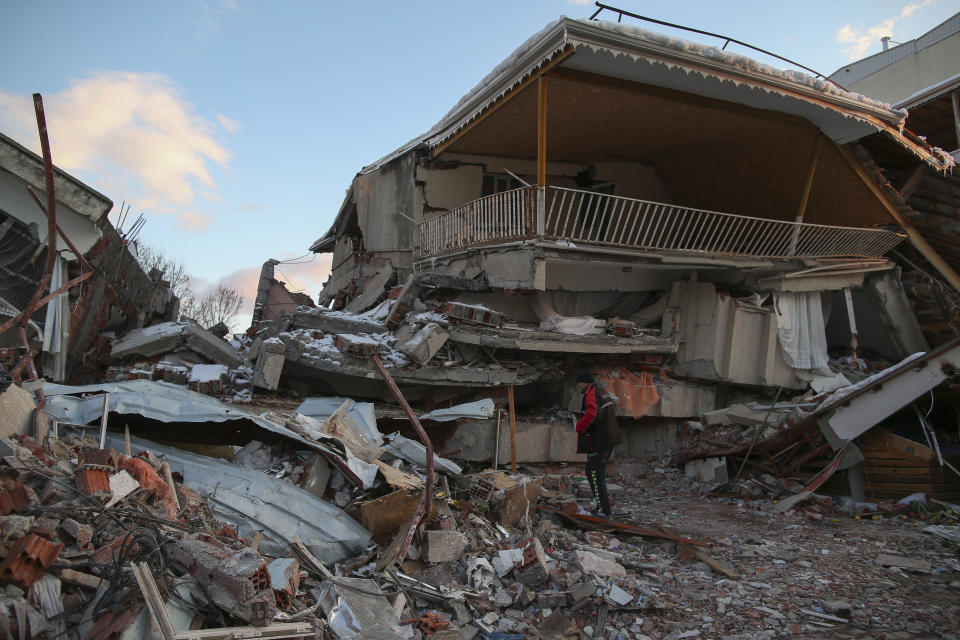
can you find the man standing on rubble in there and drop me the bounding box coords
[575,370,619,517]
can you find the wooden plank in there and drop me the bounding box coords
[686,546,740,579]
[537,505,708,547]
[171,623,314,640]
[360,490,424,543]
[132,561,175,640]
[866,474,960,485]
[864,466,942,475]
[374,459,425,491]
[537,75,548,187]
[864,482,943,492]
[836,144,960,292]
[860,429,936,461]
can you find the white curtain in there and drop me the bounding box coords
[42,255,69,381]
[774,291,829,370]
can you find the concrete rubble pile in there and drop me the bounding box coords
[1,358,959,639]
[246,278,564,400]
[103,321,254,403]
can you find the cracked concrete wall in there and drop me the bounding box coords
[356,155,416,262]
[444,419,587,463]
[544,259,680,292]
[0,170,103,258]
[669,280,802,389]
[624,418,682,458]
[823,272,928,362]
[417,161,482,211]
[868,271,928,357]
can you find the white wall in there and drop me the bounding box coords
[847,32,960,103]
[0,169,101,259]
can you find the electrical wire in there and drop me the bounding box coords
[277,253,317,265]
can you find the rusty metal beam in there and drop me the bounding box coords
[537,505,708,546]
[370,355,434,565]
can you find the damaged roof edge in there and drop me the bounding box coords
[423,18,927,152]
[0,131,113,223]
[309,175,360,254]
[329,16,952,202]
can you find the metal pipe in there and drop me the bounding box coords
[26,186,95,272]
[370,355,433,564]
[589,2,844,88]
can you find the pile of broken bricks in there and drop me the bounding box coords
[1,411,959,639]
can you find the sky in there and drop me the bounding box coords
[1,0,957,326]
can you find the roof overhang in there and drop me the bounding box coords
[0,132,112,223]
[426,18,952,172]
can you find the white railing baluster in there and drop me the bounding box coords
[414,186,906,260]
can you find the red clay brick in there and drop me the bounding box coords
[120,457,178,519]
[0,533,64,589]
[79,448,124,469]
[0,482,36,515]
[75,468,111,495]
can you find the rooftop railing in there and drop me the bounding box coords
[417,186,906,260]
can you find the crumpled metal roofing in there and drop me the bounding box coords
[104,433,370,564]
[42,379,332,452]
[420,398,496,422]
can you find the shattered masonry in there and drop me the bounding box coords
[1,10,960,640]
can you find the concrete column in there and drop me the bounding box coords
[847,461,866,503]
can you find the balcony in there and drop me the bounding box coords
[417,186,906,261]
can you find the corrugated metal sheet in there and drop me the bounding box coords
[829,12,960,86]
[42,379,335,455]
[104,433,371,564]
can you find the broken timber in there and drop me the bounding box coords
[537,505,708,547]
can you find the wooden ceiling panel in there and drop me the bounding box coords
[442,68,894,227]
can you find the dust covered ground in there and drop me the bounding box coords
[529,457,960,639]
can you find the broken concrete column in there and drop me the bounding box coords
[111,321,242,367]
[684,457,729,483]
[253,338,285,391]
[398,322,449,365]
[424,530,468,563]
[183,325,243,367]
[387,275,422,329]
[293,309,385,334]
[513,538,549,587]
[170,533,276,626]
[346,266,395,314]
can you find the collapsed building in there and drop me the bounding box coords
[0,132,177,384]
[2,14,960,640]
[248,16,957,469]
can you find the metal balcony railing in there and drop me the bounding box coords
[417,186,907,260]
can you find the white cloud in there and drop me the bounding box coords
[835,1,933,61]
[0,71,231,232]
[217,113,241,133]
[178,211,213,232]
[568,0,593,5]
